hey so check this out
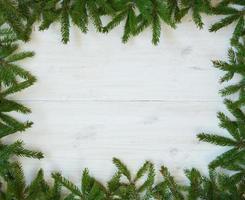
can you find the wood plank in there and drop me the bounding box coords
[6,101,227,183]
[14,16,233,101]
[5,15,236,184]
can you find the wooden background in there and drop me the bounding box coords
[6,14,235,184]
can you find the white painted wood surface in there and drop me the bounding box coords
[5,15,236,184]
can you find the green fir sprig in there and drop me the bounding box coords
[0,0,244,199]
[0,26,43,196]
[0,0,219,45]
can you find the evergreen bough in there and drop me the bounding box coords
[0,0,244,199]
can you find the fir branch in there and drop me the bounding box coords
[12,145,43,159]
[87,0,103,33]
[134,161,151,182]
[6,51,34,62]
[224,99,245,121]
[160,166,184,200]
[0,77,36,97]
[185,168,202,200]
[0,140,43,160]
[113,157,132,182]
[0,140,24,162]
[167,0,188,23]
[0,113,33,138]
[52,173,82,197]
[0,99,31,114]
[5,162,26,199]
[107,172,121,197]
[220,80,245,96]
[38,1,61,31]
[197,133,238,146]
[53,169,106,200]
[26,169,50,200]
[208,148,245,169]
[181,0,212,29]
[0,0,27,40]
[61,0,70,44]
[70,0,88,34]
[210,14,241,32]
[210,1,245,36]
[0,1,244,199]
[137,162,155,193]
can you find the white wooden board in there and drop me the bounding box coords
[6,15,236,184]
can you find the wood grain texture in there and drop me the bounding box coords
[7,15,236,184]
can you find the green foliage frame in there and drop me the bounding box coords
[0,0,244,199]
